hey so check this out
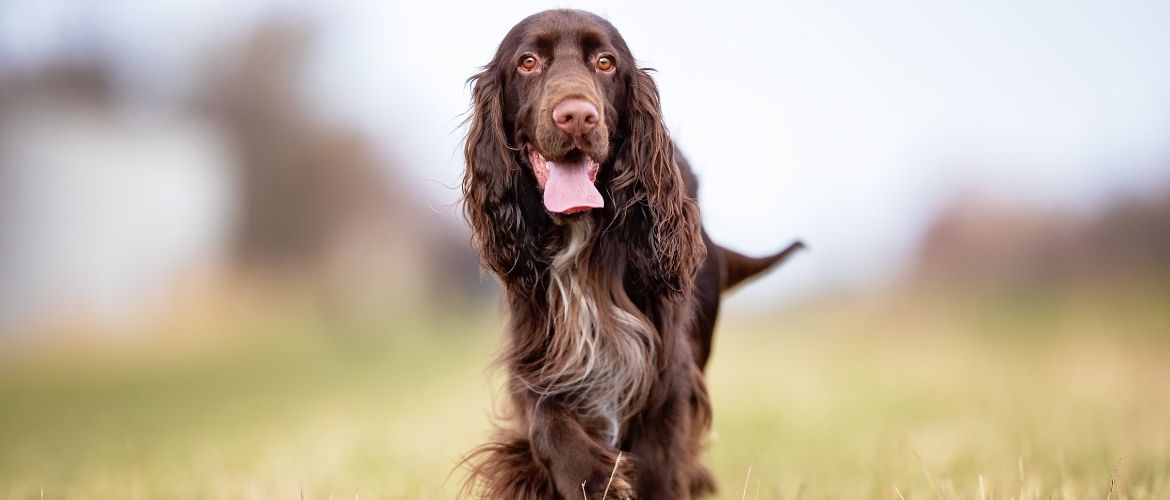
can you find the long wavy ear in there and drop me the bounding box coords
[612,69,706,299]
[462,68,545,292]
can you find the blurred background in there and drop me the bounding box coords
[1,0,1168,498]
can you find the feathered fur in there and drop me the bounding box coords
[459,9,800,499]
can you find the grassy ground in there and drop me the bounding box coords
[2,287,1169,499]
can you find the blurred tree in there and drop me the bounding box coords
[914,185,1170,291]
[205,18,486,316]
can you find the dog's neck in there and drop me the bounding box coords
[527,218,656,445]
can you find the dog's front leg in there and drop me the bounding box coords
[530,400,637,499]
[625,361,717,499]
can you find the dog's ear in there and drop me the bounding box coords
[463,66,544,292]
[611,69,706,299]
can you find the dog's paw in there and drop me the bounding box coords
[601,475,637,499]
[582,451,638,499]
[687,461,717,497]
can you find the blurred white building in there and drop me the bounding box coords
[0,69,235,334]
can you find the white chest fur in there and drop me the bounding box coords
[534,219,656,445]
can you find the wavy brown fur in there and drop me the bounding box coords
[459,9,799,499]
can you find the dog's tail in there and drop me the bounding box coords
[718,240,805,292]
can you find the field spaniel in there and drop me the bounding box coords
[459,9,802,499]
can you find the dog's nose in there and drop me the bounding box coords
[552,99,598,138]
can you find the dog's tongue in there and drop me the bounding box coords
[544,157,603,214]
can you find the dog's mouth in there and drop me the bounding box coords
[527,146,603,215]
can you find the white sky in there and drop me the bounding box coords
[3,0,1170,308]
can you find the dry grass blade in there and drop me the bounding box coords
[602,451,623,500]
[1106,458,1121,500]
[1018,456,1025,495]
[582,480,588,499]
[892,482,907,500]
[912,449,943,499]
[742,458,756,500]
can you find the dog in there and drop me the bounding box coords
[459,9,802,499]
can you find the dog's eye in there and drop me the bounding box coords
[519,55,538,72]
[596,55,614,72]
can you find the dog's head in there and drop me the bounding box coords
[468,9,659,216]
[504,10,626,216]
[464,9,703,296]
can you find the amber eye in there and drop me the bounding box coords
[519,55,538,71]
[596,55,614,72]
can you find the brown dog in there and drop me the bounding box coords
[460,9,802,499]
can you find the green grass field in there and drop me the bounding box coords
[2,288,1169,499]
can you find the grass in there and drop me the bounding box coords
[1,286,1169,499]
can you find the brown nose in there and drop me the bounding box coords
[552,98,598,138]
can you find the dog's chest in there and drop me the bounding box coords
[540,222,655,444]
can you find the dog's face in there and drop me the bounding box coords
[495,10,634,215]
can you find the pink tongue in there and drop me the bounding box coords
[543,158,603,214]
